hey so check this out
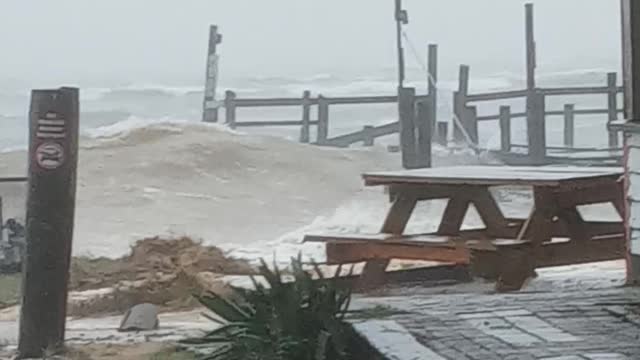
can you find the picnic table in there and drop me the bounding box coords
[304,166,625,291]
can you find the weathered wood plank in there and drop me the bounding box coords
[325,241,470,265]
[363,166,623,187]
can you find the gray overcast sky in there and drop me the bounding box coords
[0,0,622,85]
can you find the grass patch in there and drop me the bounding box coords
[0,274,20,307]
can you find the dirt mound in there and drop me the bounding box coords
[70,236,254,291]
[66,236,255,317]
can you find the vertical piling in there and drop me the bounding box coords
[399,87,417,169]
[18,87,79,359]
[415,100,433,168]
[202,25,223,123]
[453,65,470,143]
[563,104,575,148]
[499,106,512,153]
[428,44,438,136]
[300,90,311,143]
[224,90,237,129]
[607,72,620,147]
[363,126,375,147]
[317,96,329,145]
[436,122,448,147]
[527,91,547,164]
[525,3,536,92]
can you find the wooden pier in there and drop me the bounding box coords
[202,3,625,167]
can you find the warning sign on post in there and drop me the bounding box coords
[35,142,64,170]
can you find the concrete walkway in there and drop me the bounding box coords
[352,261,640,359]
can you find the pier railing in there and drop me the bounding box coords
[222,91,436,148]
[453,65,623,165]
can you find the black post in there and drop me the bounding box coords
[399,87,417,169]
[18,87,79,359]
[415,100,433,168]
[202,25,223,123]
[300,90,311,143]
[499,106,512,153]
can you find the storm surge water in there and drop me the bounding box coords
[0,68,620,264]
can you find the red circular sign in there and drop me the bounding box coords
[35,142,65,170]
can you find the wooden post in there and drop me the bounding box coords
[621,0,640,122]
[202,25,223,123]
[399,87,417,169]
[0,196,4,243]
[453,65,470,143]
[436,122,448,147]
[415,100,433,168]
[300,90,311,143]
[428,44,438,135]
[465,106,479,145]
[607,73,619,147]
[499,106,511,153]
[526,90,546,164]
[525,3,537,92]
[363,126,375,146]
[224,90,237,129]
[317,95,329,145]
[18,87,79,359]
[563,104,575,148]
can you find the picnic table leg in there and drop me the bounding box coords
[437,196,471,235]
[358,195,417,289]
[470,187,509,236]
[496,187,555,292]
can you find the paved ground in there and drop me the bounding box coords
[352,261,640,359]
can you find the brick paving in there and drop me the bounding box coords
[352,264,640,359]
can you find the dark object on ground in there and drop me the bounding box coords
[118,303,160,332]
[0,218,25,274]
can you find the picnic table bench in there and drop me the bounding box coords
[304,166,625,291]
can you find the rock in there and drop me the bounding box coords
[118,303,159,332]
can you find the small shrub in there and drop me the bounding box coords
[182,256,355,360]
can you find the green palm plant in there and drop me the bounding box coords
[182,256,354,360]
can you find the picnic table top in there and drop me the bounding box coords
[363,166,624,187]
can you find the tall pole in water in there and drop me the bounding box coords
[525,3,536,91]
[202,25,223,123]
[395,0,408,89]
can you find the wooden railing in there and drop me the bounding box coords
[453,65,623,164]
[222,91,434,148]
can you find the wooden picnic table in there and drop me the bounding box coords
[305,166,626,291]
